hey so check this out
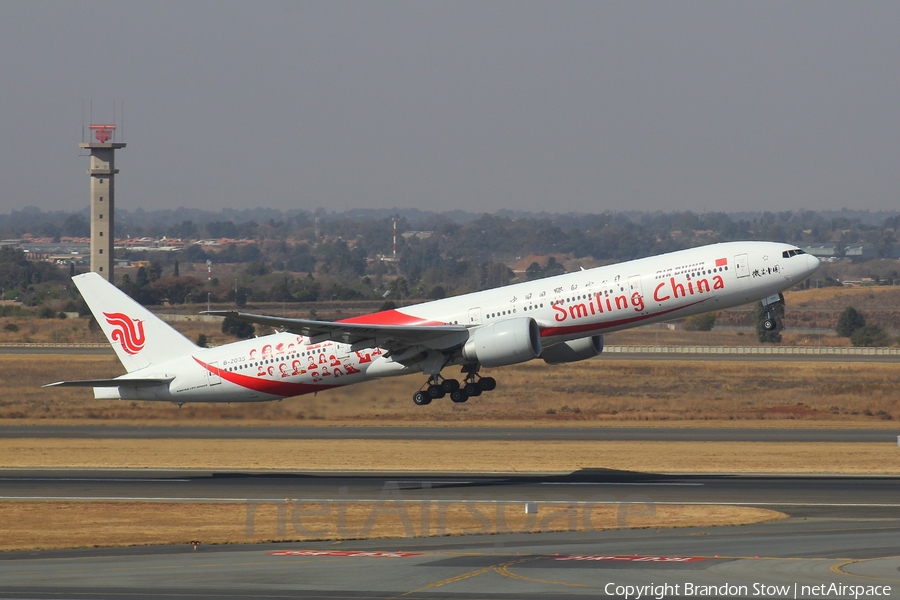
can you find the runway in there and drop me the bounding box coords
[1,469,898,598]
[1,424,897,442]
[0,469,898,512]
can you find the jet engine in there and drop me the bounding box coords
[540,335,604,365]
[462,317,542,367]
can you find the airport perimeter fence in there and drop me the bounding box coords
[2,343,898,356]
[605,345,900,356]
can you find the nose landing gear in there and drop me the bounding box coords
[760,293,785,331]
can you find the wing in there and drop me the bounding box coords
[43,378,174,388]
[203,311,470,352]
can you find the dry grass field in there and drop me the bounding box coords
[2,353,898,426]
[1,438,896,473]
[0,501,784,552]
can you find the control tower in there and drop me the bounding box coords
[79,125,125,282]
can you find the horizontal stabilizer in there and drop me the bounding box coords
[42,378,173,388]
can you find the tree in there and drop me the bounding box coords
[836,307,866,337]
[754,302,783,343]
[389,277,409,300]
[135,267,150,288]
[221,316,254,339]
[173,260,180,277]
[233,286,253,308]
[684,311,718,331]
[195,333,209,348]
[850,324,890,347]
[207,221,238,239]
[148,261,163,282]
[525,262,543,280]
[543,257,566,277]
[146,276,204,305]
[61,213,90,237]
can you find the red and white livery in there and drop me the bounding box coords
[46,241,820,405]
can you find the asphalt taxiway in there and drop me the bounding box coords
[1,425,897,442]
[1,523,899,599]
[1,469,899,599]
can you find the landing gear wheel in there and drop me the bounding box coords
[450,389,469,403]
[479,377,496,391]
[763,318,777,331]
[441,379,460,393]
[427,384,445,399]
[464,382,482,397]
[413,391,431,406]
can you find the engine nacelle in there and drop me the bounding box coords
[540,335,604,365]
[462,317,542,367]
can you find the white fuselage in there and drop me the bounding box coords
[103,241,818,402]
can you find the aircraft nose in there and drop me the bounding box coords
[806,253,821,274]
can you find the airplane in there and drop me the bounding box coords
[45,241,820,406]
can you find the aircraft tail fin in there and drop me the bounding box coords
[73,272,197,372]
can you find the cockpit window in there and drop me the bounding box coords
[782,249,806,258]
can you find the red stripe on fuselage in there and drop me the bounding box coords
[540,300,706,338]
[338,309,441,326]
[193,357,338,398]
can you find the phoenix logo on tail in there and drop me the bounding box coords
[103,312,146,355]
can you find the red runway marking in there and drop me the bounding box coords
[268,550,421,558]
[554,555,706,562]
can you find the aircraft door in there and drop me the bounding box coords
[627,274,643,301]
[206,361,222,386]
[734,254,750,278]
[628,275,645,313]
[468,307,482,326]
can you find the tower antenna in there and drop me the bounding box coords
[393,215,398,259]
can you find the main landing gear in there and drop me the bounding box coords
[412,366,497,406]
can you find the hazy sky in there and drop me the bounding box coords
[1,2,899,215]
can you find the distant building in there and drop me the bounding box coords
[401,231,433,240]
[844,243,877,260]
[798,244,839,258]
